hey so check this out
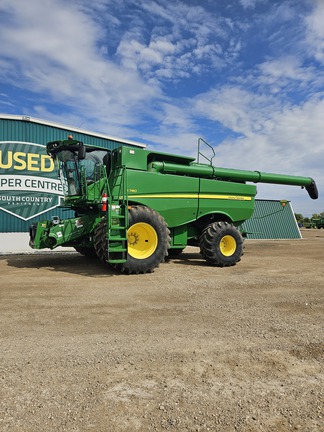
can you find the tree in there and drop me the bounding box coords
[294,213,304,223]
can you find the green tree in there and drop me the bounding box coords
[294,213,304,223]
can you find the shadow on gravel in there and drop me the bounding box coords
[166,252,207,267]
[4,253,116,278]
[4,250,207,277]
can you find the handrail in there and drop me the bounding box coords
[197,137,215,165]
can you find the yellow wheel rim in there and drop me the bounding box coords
[127,222,158,259]
[220,235,236,257]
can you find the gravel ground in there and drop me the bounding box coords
[0,229,323,432]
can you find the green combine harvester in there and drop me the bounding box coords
[312,217,324,229]
[29,138,318,274]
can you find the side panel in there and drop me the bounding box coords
[124,170,257,227]
[125,170,200,227]
[198,178,257,224]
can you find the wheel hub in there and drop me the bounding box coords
[128,233,139,246]
[127,222,158,259]
[220,235,237,256]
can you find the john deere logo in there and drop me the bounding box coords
[0,142,63,220]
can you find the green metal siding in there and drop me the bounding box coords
[0,117,302,239]
[0,118,140,150]
[0,116,144,233]
[240,199,301,239]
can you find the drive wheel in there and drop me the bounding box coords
[93,217,110,265]
[199,221,244,267]
[115,206,170,274]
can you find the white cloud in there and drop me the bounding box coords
[0,0,322,216]
[117,37,176,73]
[0,0,162,132]
[305,0,324,64]
[194,83,324,166]
[194,86,281,137]
[258,57,315,83]
[192,85,324,215]
[0,0,98,65]
[115,0,240,81]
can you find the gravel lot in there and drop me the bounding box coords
[0,229,323,432]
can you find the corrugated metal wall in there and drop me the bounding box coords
[0,118,134,149]
[240,200,301,239]
[0,118,301,238]
[1,206,74,233]
[0,116,142,233]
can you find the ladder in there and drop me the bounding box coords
[107,166,128,264]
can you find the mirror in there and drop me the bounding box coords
[78,144,86,160]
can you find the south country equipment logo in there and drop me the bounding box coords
[0,141,63,221]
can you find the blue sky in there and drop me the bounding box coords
[0,0,323,216]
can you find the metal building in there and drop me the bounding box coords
[0,115,301,252]
[240,199,301,239]
[0,114,145,251]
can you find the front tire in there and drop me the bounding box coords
[93,217,110,265]
[115,206,170,274]
[199,221,243,267]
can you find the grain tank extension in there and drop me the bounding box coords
[29,139,318,274]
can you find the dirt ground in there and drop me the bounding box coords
[0,229,323,432]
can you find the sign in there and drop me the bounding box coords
[0,142,63,220]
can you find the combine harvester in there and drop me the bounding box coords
[29,138,318,274]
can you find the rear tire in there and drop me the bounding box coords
[115,206,170,274]
[199,221,243,267]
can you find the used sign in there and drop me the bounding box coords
[0,142,63,220]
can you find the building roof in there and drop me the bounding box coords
[0,114,146,148]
